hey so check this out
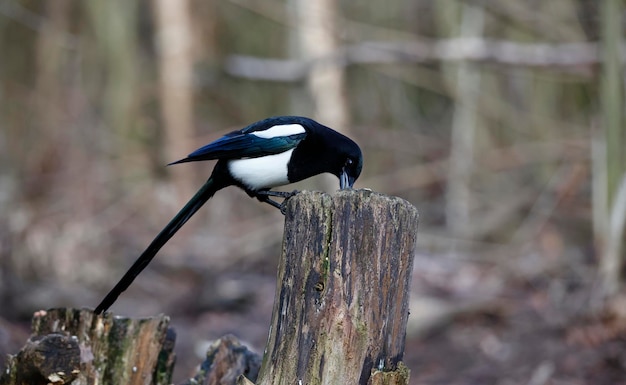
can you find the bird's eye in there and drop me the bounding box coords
[345,158,353,166]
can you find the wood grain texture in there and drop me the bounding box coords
[257,190,418,385]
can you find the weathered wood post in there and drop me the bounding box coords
[255,190,418,385]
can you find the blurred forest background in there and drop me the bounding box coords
[1,0,625,384]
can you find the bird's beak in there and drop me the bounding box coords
[340,168,354,189]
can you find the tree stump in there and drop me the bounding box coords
[0,308,175,385]
[255,190,418,385]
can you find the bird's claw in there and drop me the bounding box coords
[256,189,299,214]
[285,189,299,199]
[277,190,298,215]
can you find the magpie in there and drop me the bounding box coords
[94,116,362,314]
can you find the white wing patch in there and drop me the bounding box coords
[251,124,305,139]
[228,149,293,190]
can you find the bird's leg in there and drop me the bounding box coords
[257,190,299,199]
[256,194,283,211]
[255,190,299,215]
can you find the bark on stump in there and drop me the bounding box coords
[255,190,418,385]
[0,308,175,385]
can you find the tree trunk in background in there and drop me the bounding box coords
[84,0,140,178]
[153,0,196,201]
[35,1,68,135]
[440,2,484,237]
[290,0,349,191]
[597,0,626,298]
[295,0,348,132]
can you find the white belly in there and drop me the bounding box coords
[228,149,293,190]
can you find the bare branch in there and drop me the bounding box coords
[224,38,614,81]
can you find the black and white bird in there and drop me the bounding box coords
[94,116,363,314]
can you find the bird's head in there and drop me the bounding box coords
[338,143,363,189]
[298,117,362,189]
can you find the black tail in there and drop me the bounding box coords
[95,178,221,314]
